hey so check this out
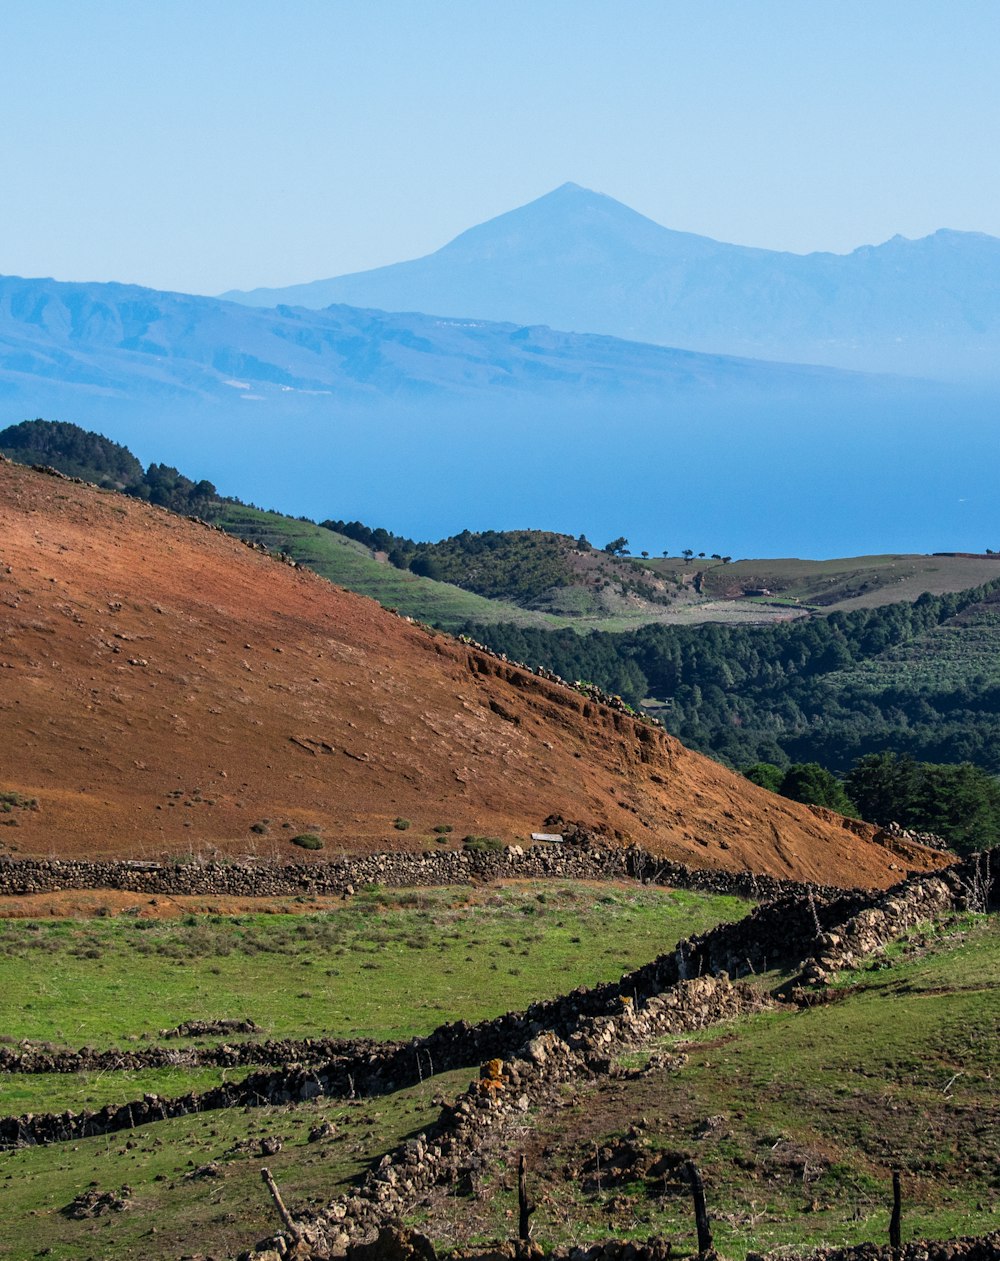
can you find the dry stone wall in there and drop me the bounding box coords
[0,1035,397,1076]
[3,850,994,1153]
[244,975,772,1258]
[0,839,856,903]
[794,848,998,988]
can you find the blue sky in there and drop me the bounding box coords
[2,1,999,294]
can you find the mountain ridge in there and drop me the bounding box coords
[3,269,997,560]
[220,183,1000,380]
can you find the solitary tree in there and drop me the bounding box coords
[682,548,694,564]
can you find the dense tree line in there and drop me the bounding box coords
[0,419,144,488]
[742,753,1000,854]
[0,420,224,516]
[744,761,858,817]
[844,752,1000,853]
[463,580,1000,774]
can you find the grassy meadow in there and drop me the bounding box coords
[1,884,996,1259]
[0,880,748,1259]
[452,913,1000,1255]
[0,884,746,1054]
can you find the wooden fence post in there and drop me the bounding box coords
[889,1169,902,1253]
[684,1160,713,1255]
[518,1153,535,1241]
[261,1166,302,1244]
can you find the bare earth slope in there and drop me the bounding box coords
[0,460,943,886]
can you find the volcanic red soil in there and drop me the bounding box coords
[0,459,945,886]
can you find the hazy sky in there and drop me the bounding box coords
[3,1,999,294]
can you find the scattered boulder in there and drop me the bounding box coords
[61,1184,132,1218]
[347,1225,438,1261]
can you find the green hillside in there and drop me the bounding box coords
[209,505,564,631]
[0,883,746,1260]
[466,578,1000,777]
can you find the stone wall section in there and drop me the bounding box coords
[0,840,862,902]
[794,848,997,988]
[246,976,772,1258]
[2,849,995,1154]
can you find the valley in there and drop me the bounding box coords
[0,451,995,1261]
[4,12,1000,1261]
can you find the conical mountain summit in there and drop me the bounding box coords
[223,183,1000,379]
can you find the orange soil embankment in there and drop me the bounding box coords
[0,459,947,888]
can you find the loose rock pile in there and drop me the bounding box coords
[875,821,953,853]
[60,1184,132,1219]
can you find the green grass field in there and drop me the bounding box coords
[0,884,747,1112]
[451,914,1000,1256]
[0,882,746,1259]
[1,888,996,1259]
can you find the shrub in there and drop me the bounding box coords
[462,835,505,853]
[433,824,453,834]
[291,833,323,851]
[0,792,37,813]
[394,817,411,830]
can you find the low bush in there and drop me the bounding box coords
[462,835,505,853]
[290,833,323,851]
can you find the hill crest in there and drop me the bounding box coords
[0,457,941,887]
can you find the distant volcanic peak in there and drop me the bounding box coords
[441,181,701,262]
[0,458,950,889]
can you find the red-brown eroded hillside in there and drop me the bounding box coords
[0,460,945,886]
